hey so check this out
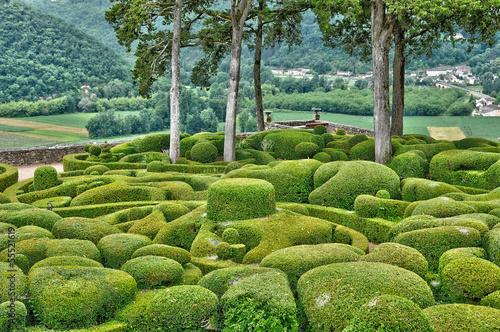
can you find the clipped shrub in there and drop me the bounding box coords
[313,125,327,135]
[321,133,335,144]
[401,178,463,202]
[131,244,191,265]
[121,255,184,289]
[454,137,498,150]
[52,217,121,244]
[0,263,28,303]
[30,256,103,272]
[389,151,429,178]
[343,295,434,332]
[410,197,477,218]
[263,130,316,159]
[222,228,240,245]
[350,139,375,161]
[297,261,434,332]
[190,141,219,163]
[28,266,136,329]
[336,129,346,135]
[348,133,369,149]
[89,145,102,156]
[323,148,349,161]
[207,178,275,221]
[146,161,167,172]
[376,189,390,199]
[260,243,362,290]
[45,238,101,262]
[0,301,27,332]
[295,142,320,159]
[359,242,428,278]
[32,196,72,208]
[118,285,218,332]
[309,160,400,210]
[83,165,110,175]
[441,257,500,301]
[97,233,152,269]
[33,166,59,191]
[310,134,325,149]
[0,193,10,204]
[481,290,500,309]
[127,210,168,239]
[438,247,486,274]
[219,270,298,331]
[393,226,482,271]
[130,133,170,153]
[422,303,500,332]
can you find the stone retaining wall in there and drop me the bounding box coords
[265,120,374,137]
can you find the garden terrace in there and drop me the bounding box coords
[1,129,500,331]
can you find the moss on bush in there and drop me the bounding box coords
[97,233,152,269]
[309,161,400,210]
[207,178,275,221]
[343,295,434,332]
[297,261,434,331]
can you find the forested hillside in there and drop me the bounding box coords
[0,0,131,103]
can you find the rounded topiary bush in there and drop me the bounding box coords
[30,256,103,272]
[207,178,275,222]
[441,257,500,301]
[260,243,362,290]
[131,244,191,265]
[146,161,168,172]
[321,133,335,144]
[323,148,349,161]
[46,239,101,262]
[343,295,434,332]
[295,142,320,159]
[52,217,121,245]
[401,178,462,202]
[438,247,486,274]
[313,125,327,135]
[336,129,346,135]
[348,133,369,148]
[32,196,72,208]
[354,194,380,218]
[410,197,477,218]
[350,139,375,161]
[83,165,110,175]
[222,228,240,244]
[0,263,28,303]
[393,226,482,271]
[310,134,325,149]
[121,255,184,289]
[389,151,429,178]
[376,189,391,199]
[313,152,331,163]
[190,141,218,163]
[33,166,59,191]
[481,290,500,309]
[121,285,218,332]
[422,303,500,332]
[97,233,152,269]
[297,261,434,332]
[0,301,27,332]
[0,193,11,204]
[309,160,400,210]
[359,242,428,279]
[89,145,102,156]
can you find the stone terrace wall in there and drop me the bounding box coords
[0,141,127,166]
[265,120,375,137]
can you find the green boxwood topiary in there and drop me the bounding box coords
[389,151,429,178]
[481,291,500,310]
[29,256,103,272]
[190,141,219,163]
[441,257,500,301]
[207,178,276,222]
[131,244,191,265]
[97,233,152,269]
[28,266,136,329]
[263,130,317,160]
[146,161,167,172]
[32,196,72,208]
[313,152,331,163]
[221,228,240,244]
[295,142,320,159]
[52,217,121,245]
[310,134,325,149]
[336,129,346,135]
[393,226,482,271]
[120,255,184,289]
[422,303,500,332]
[438,247,486,274]
[118,285,218,332]
[350,139,375,161]
[309,161,400,210]
[126,209,168,239]
[297,261,434,332]
[130,133,170,153]
[259,243,362,290]
[321,133,335,144]
[45,238,101,262]
[401,178,463,202]
[0,263,28,303]
[83,165,110,175]
[359,242,428,279]
[410,197,477,218]
[313,125,327,135]
[33,166,59,191]
[343,295,434,332]
[376,189,391,199]
[323,148,349,161]
[0,301,27,332]
[89,145,102,156]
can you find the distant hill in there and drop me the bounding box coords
[0,0,131,103]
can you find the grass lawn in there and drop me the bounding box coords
[16,111,142,129]
[23,130,88,141]
[0,133,60,149]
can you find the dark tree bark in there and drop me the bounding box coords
[391,19,405,137]
[371,0,394,164]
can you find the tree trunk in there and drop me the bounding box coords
[224,0,253,161]
[169,0,182,164]
[254,0,265,132]
[391,20,405,137]
[371,0,394,164]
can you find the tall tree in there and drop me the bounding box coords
[224,0,253,161]
[105,0,214,164]
[313,0,500,163]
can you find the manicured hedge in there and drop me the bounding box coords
[0,163,18,193]
[422,304,500,332]
[120,255,184,289]
[401,178,462,202]
[389,151,429,178]
[297,261,434,331]
[52,217,121,244]
[97,233,152,269]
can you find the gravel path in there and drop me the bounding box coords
[16,163,64,181]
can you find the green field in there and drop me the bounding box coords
[17,111,142,129]
[0,133,60,149]
[270,110,500,141]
